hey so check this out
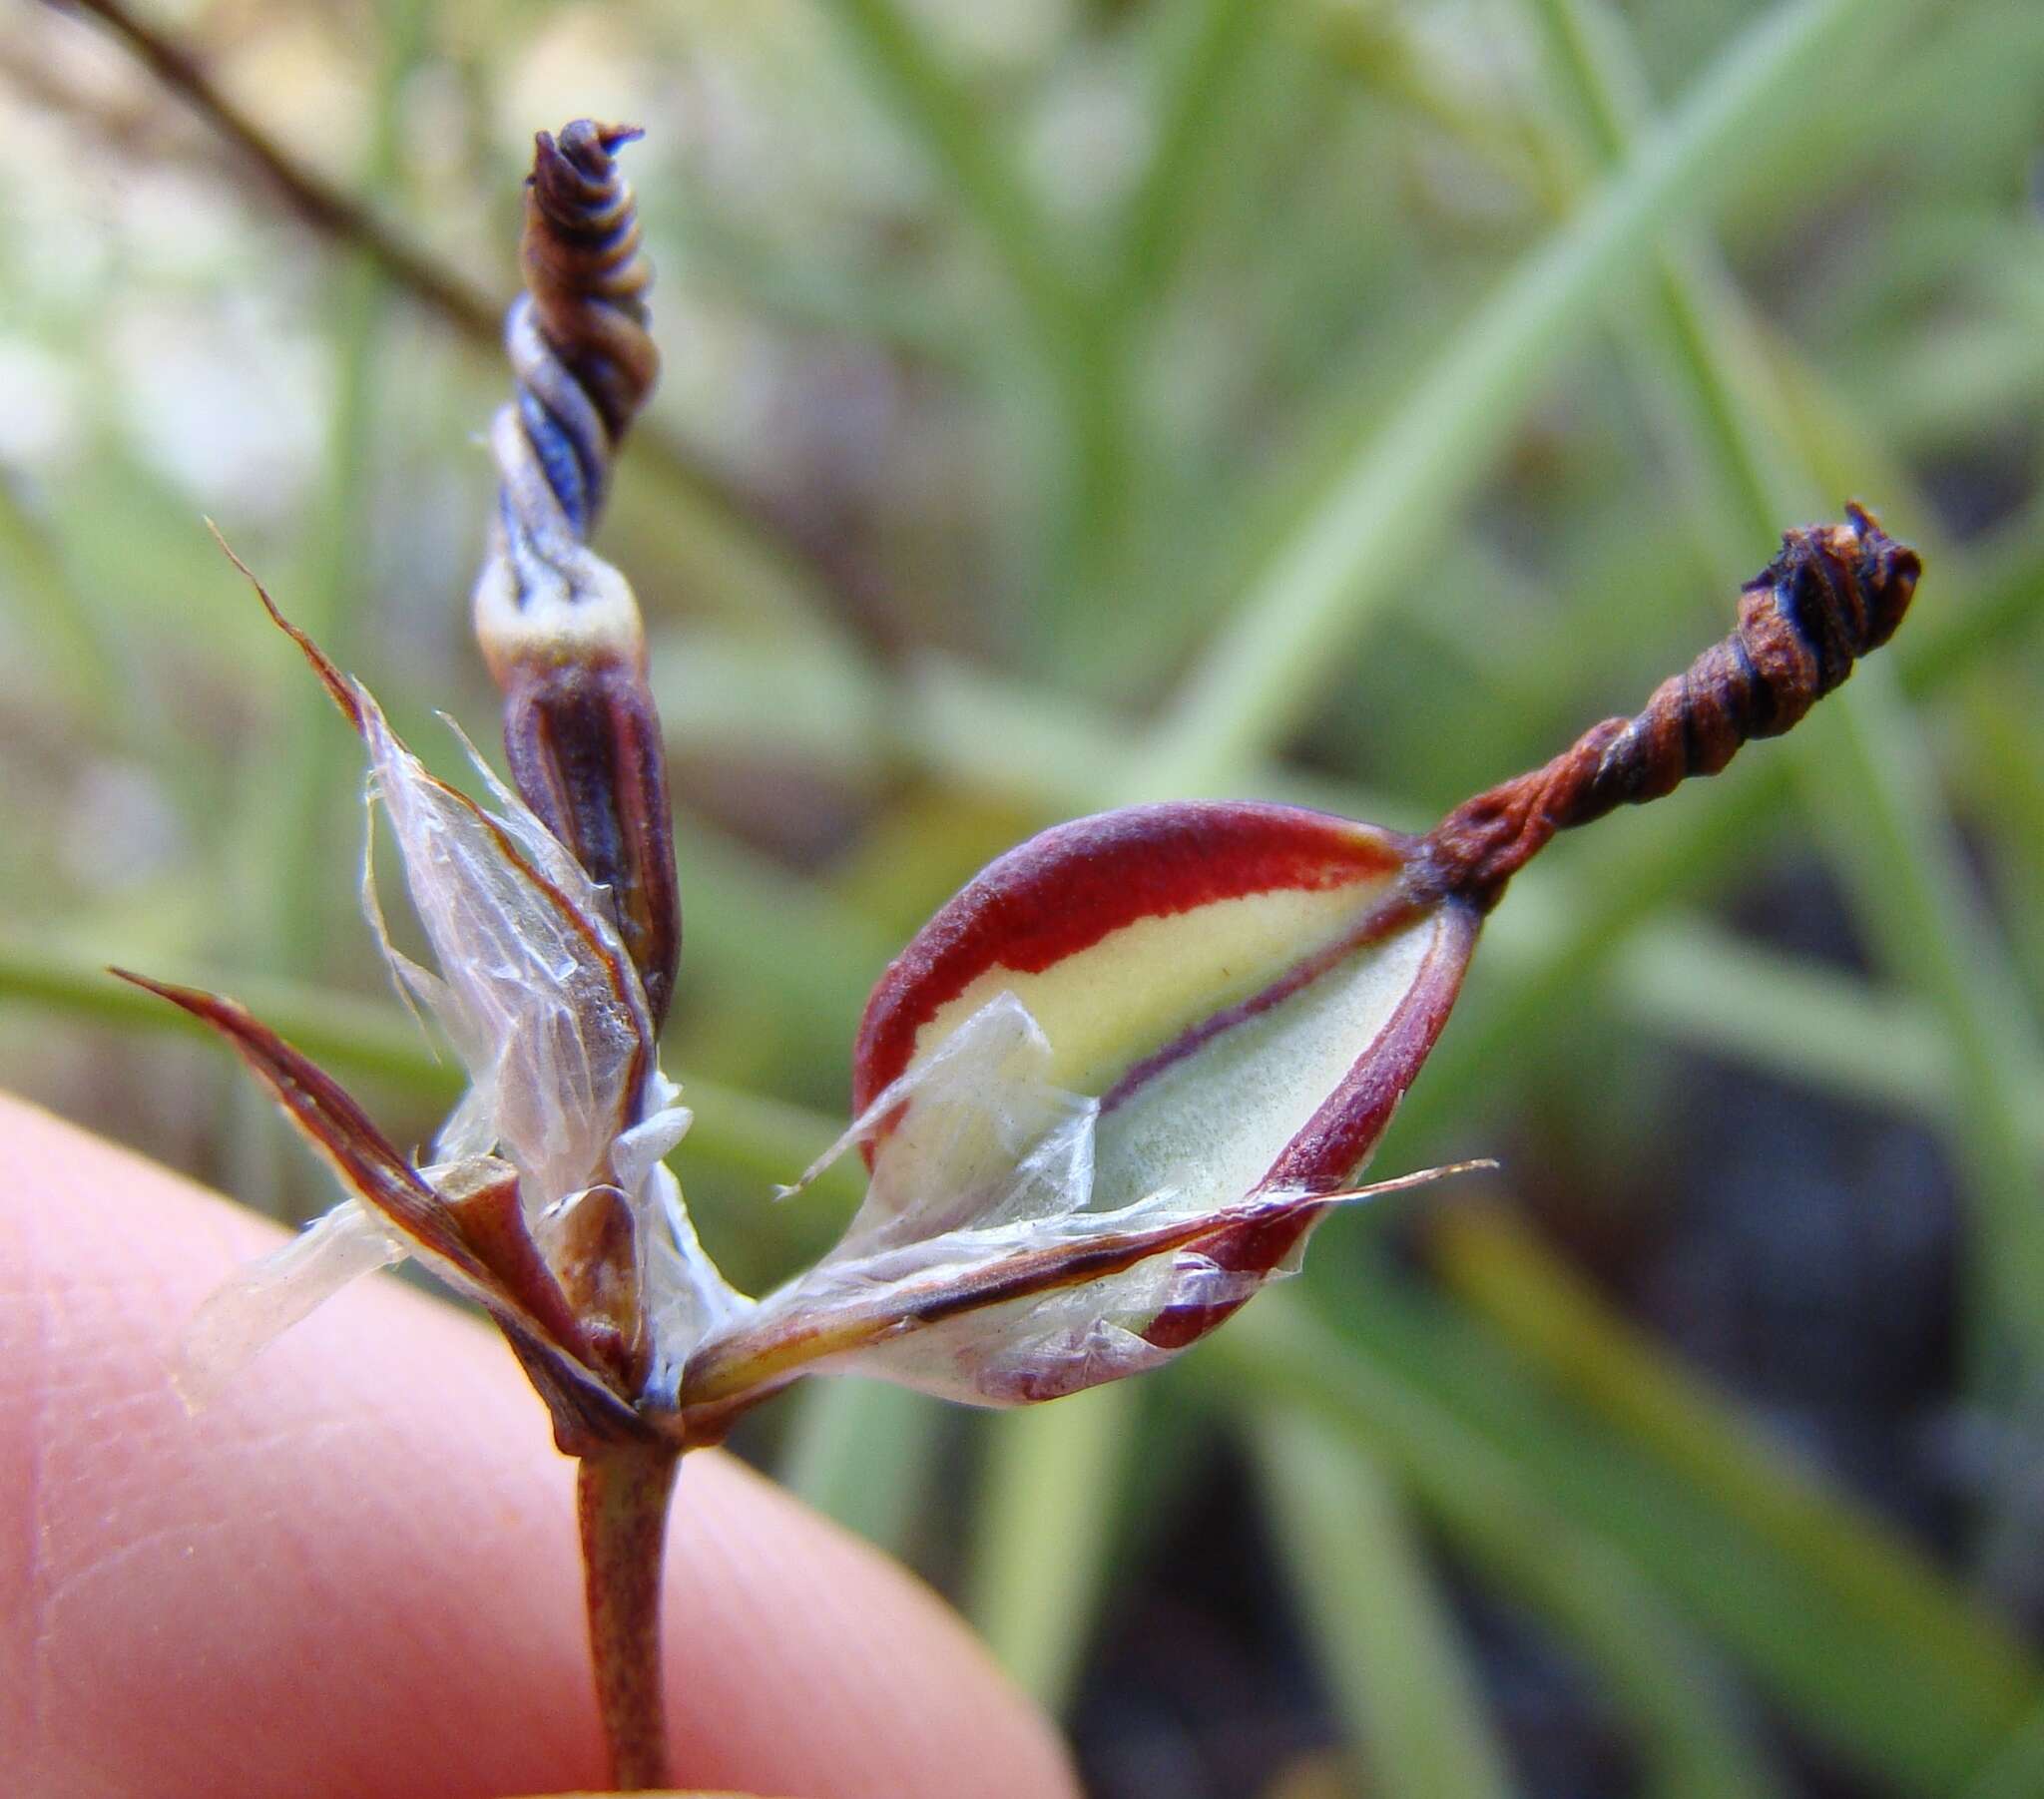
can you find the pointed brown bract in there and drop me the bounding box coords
[160,537,731,1431]
[114,969,652,1453]
[552,1182,650,1392]
[207,521,362,729]
[113,970,472,1268]
[434,1157,593,1360]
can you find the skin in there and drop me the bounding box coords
[0,1094,1080,1799]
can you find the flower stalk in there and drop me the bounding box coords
[476,126,688,1781]
[578,1442,685,1792]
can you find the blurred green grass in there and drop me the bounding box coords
[6,0,2044,1793]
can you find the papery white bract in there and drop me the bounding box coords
[717,996,1234,1405]
[175,1197,405,1408]
[779,992,1096,1247]
[682,991,1483,1415]
[171,663,742,1408]
[361,697,660,1208]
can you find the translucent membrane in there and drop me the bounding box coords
[175,1199,403,1409]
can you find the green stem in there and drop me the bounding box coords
[1965,1696,2044,1799]
[777,1379,944,1554]
[1204,1304,1785,1799]
[577,1442,683,1792]
[1604,915,2035,1136]
[1429,1202,2038,1710]
[1798,677,2044,1361]
[1113,0,1264,315]
[823,0,1080,345]
[58,0,498,335]
[1522,0,2044,1370]
[817,0,1129,652]
[1256,1410,1516,1799]
[966,1384,1130,1715]
[250,0,428,982]
[0,476,125,710]
[1128,0,1915,800]
[1223,1280,2032,1794]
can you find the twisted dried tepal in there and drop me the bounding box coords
[124,123,1921,1793]
[475,122,680,1027]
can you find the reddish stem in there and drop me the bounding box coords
[577,1441,683,1791]
[1422,507,1919,908]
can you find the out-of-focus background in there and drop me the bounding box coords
[7,0,2044,1792]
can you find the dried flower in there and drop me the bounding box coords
[123,564,735,1451]
[131,501,1920,1453]
[127,580,1484,1449]
[119,119,1920,1794]
[477,121,680,1028]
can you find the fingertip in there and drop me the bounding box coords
[661,1451,1078,1799]
[0,1094,1077,1799]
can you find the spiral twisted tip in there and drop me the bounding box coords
[523,121,660,446]
[473,122,681,1030]
[1424,506,1921,906]
[494,120,661,550]
[1582,504,1920,810]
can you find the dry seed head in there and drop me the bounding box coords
[474,122,680,1027]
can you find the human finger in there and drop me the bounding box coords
[0,1094,1078,1799]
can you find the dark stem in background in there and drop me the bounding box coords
[578,1444,684,1791]
[54,0,499,336]
[44,0,857,613]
